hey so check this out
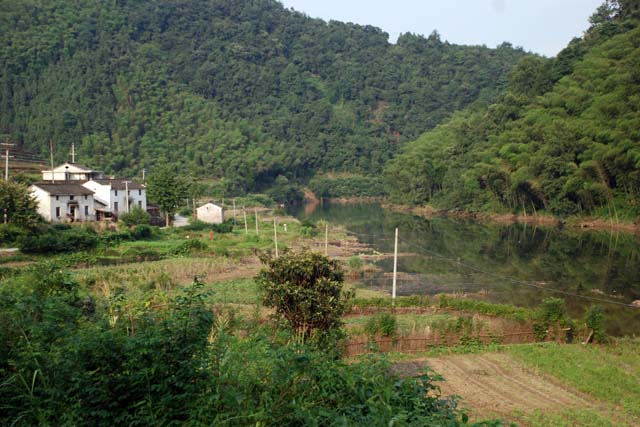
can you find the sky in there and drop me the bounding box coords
[279,0,604,57]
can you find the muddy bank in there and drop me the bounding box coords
[383,203,639,234]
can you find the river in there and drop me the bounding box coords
[288,202,640,336]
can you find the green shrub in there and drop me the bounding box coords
[0,224,28,245]
[118,207,151,227]
[585,305,607,343]
[347,255,363,270]
[364,313,398,338]
[19,226,98,254]
[183,219,234,233]
[172,239,208,256]
[256,250,352,346]
[309,175,387,198]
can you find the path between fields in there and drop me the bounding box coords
[393,353,594,420]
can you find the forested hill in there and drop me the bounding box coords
[386,1,640,220]
[0,0,527,191]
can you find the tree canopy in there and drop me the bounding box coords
[0,0,526,193]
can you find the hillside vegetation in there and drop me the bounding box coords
[386,1,640,219]
[0,0,526,192]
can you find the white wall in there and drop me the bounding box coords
[196,204,224,224]
[31,187,96,223]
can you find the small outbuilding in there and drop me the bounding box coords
[196,202,224,224]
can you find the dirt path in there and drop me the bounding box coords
[394,353,594,420]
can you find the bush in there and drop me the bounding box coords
[364,313,397,338]
[183,219,234,233]
[19,226,98,254]
[172,239,208,256]
[0,224,28,246]
[309,175,387,198]
[118,207,151,227]
[256,250,352,346]
[585,305,607,343]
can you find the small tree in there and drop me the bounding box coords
[256,250,352,344]
[119,206,151,227]
[0,180,42,228]
[147,165,185,227]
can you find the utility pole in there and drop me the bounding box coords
[123,181,132,212]
[70,143,75,163]
[142,168,146,182]
[273,217,278,258]
[254,208,259,235]
[392,228,398,306]
[1,141,15,181]
[49,140,55,183]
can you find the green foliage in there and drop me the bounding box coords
[386,15,640,220]
[183,219,234,233]
[0,180,42,228]
[0,0,526,192]
[0,264,482,426]
[533,297,573,341]
[364,313,398,338]
[0,223,28,246]
[171,239,208,256]
[347,255,364,270]
[585,305,607,343]
[256,250,351,344]
[146,165,186,226]
[19,226,98,254]
[118,206,151,227]
[310,174,388,198]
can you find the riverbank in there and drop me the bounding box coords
[382,202,640,234]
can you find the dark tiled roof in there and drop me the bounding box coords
[91,179,145,190]
[32,183,95,196]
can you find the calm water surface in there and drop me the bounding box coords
[289,202,640,336]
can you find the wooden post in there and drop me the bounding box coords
[243,208,248,235]
[254,208,259,235]
[324,223,328,256]
[273,217,278,258]
[392,227,398,305]
[232,199,236,224]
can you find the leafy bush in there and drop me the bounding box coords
[118,207,151,227]
[0,224,28,245]
[172,239,208,256]
[19,226,98,254]
[184,219,234,233]
[585,305,607,343]
[256,250,352,345]
[364,313,398,338]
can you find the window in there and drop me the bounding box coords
[70,195,74,201]
[84,206,89,216]
[115,190,118,196]
[138,201,142,208]
[114,202,119,212]
[138,189,142,196]
[56,207,61,217]
[56,195,59,201]
[84,195,87,200]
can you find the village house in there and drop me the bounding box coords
[82,179,147,218]
[30,183,96,223]
[33,162,148,222]
[196,202,224,224]
[41,162,104,182]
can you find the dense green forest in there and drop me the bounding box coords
[0,0,527,192]
[386,1,640,219]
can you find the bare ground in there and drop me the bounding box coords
[393,353,596,423]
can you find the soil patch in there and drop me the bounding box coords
[394,353,594,420]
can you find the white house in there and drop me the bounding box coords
[82,179,147,216]
[41,163,104,181]
[30,183,96,223]
[196,202,224,224]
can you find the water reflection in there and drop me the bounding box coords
[289,202,640,336]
